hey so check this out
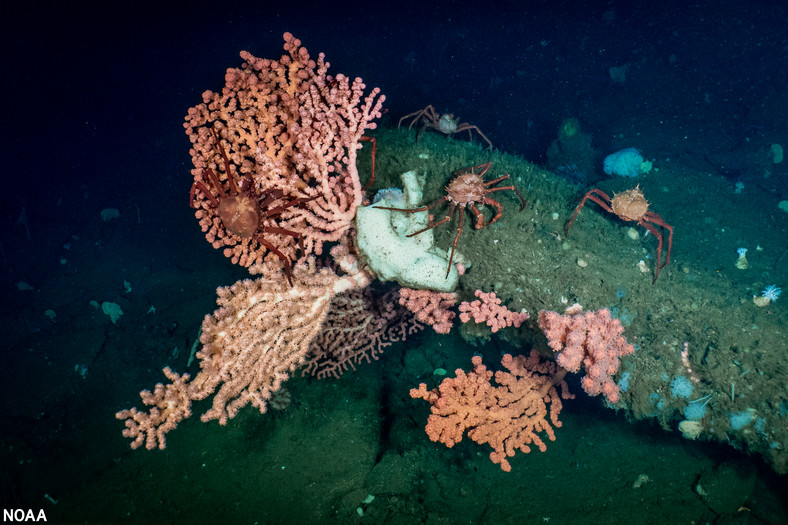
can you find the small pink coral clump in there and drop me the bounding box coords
[398,288,457,334]
[115,367,193,450]
[537,304,634,404]
[459,290,529,333]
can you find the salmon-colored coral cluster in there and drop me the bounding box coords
[411,351,573,472]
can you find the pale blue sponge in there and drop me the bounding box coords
[670,376,694,399]
[603,147,648,177]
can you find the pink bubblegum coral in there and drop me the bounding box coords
[184,33,384,273]
[459,290,529,333]
[537,304,634,403]
[398,288,457,334]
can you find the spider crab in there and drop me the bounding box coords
[189,127,314,284]
[565,186,673,283]
[375,162,526,277]
[399,105,493,149]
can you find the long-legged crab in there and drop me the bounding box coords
[190,127,313,284]
[565,186,673,283]
[376,162,526,277]
[399,105,493,149]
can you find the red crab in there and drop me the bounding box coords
[376,162,525,276]
[189,127,314,284]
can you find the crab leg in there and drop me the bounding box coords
[469,203,486,229]
[250,234,293,285]
[374,197,447,215]
[485,182,526,210]
[191,179,220,208]
[481,199,504,227]
[360,136,377,190]
[644,212,673,269]
[406,203,456,238]
[454,162,492,177]
[565,189,613,236]
[456,124,492,150]
[208,127,240,195]
[641,222,664,284]
[263,195,318,218]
